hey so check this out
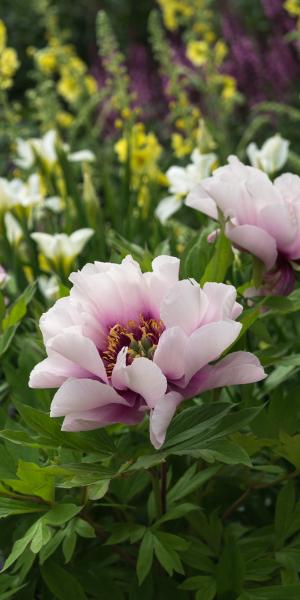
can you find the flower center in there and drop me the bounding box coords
[101,314,165,377]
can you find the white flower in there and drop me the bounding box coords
[68,150,95,163]
[15,130,58,169]
[9,174,43,208]
[0,177,14,212]
[31,229,94,264]
[4,212,23,247]
[15,130,95,169]
[155,149,216,224]
[1,174,43,211]
[38,275,60,300]
[247,134,289,175]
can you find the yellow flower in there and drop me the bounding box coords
[67,56,86,75]
[214,40,228,66]
[115,123,162,188]
[221,75,237,101]
[284,0,300,16]
[115,137,128,162]
[56,111,74,128]
[171,133,192,158]
[157,0,194,31]
[0,47,19,89]
[186,40,209,66]
[84,74,97,95]
[35,48,57,74]
[57,74,80,103]
[0,20,7,52]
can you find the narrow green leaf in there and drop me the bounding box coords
[137,531,154,585]
[41,559,88,600]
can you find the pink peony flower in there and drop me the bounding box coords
[186,157,300,277]
[29,255,265,448]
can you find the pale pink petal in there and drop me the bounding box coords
[61,404,143,431]
[184,351,266,398]
[125,357,167,408]
[50,378,127,417]
[226,223,278,269]
[185,182,218,219]
[150,391,183,449]
[111,347,128,390]
[144,255,180,317]
[160,280,208,335]
[258,204,297,250]
[29,351,89,388]
[40,297,82,344]
[47,331,108,382]
[153,327,188,380]
[183,320,242,384]
[202,283,242,323]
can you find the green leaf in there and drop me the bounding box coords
[201,227,233,285]
[275,481,296,548]
[41,559,88,600]
[137,530,154,585]
[14,401,115,456]
[106,523,146,545]
[180,227,214,281]
[277,432,300,469]
[2,519,40,571]
[0,497,46,519]
[168,465,219,504]
[2,282,36,332]
[87,479,110,500]
[0,326,18,356]
[216,531,245,595]
[0,443,17,479]
[164,402,232,449]
[30,521,52,554]
[238,584,300,599]
[7,460,55,502]
[195,439,252,466]
[62,531,77,563]
[44,503,82,526]
[39,529,65,565]
[73,518,96,539]
[180,575,216,599]
[276,547,300,572]
[153,535,184,576]
[156,503,198,525]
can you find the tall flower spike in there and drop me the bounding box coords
[29,255,265,449]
